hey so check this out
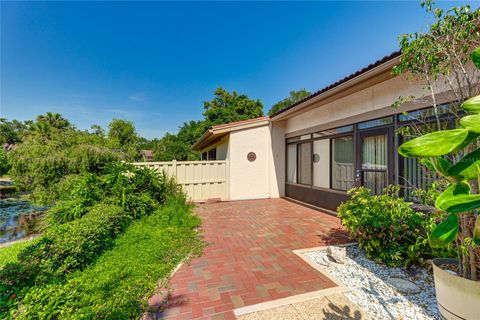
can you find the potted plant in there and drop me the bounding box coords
[398,48,480,320]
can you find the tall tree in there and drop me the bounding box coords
[107,119,138,147]
[203,88,264,125]
[153,121,206,161]
[268,89,311,116]
[36,112,71,129]
[154,88,264,161]
[0,119,27,145]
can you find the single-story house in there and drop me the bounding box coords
[192,51,472,211]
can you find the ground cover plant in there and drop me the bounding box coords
[13,195,202,319]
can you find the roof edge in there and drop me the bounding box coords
[192,116,270,151]
[270,50,402,120]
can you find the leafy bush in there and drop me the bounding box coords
[15,196,203,319]
[8,140,121,205]
[0,203,129,311]
[0,149,10,177]
[45,163,181,225]
[338,186,425,266]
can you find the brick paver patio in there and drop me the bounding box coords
[158,198,349,319]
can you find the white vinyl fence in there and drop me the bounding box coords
[132,160,229,201]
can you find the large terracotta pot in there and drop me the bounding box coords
[432,258,480,320]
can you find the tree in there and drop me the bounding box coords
[153,88,264,161]
[267,89,311,116]
[36,112,71,129]
[394,2,480,281]
[0,119,26,145]
[153,121,206,161]
[107,119,138,146]
[393,2,480,133]
[90,124,105,137]
[203,88,264,125]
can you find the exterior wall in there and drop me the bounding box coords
[228,125,271,200]
[284,74,446,136]
[216,136,229,160]
[200,135,229,160]
[269,122,286,198]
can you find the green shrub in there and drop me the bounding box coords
[8,139,121,205]
[15,196,203,319]
[338,186,425,266]
[0,149,10,177]
[45,163,181,225]
[0,203,129,311]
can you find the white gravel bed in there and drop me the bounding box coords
[304,245,438,320]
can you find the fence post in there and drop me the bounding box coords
[172,159,177,177]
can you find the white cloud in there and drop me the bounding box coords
[129,93,147,103]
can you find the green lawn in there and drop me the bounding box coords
[0,239,37,268]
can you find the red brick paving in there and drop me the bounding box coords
[157,198,349,319]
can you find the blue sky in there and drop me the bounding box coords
[1,1,478,139]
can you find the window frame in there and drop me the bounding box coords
[284,102,460,197]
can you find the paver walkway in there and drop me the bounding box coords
[158,198,349,319]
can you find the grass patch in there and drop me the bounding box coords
[0,239,37,268]
[15,196,203,319]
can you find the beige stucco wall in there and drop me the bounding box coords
[269,122,286,198]
[228,125,271,200]
[284,73,454,136]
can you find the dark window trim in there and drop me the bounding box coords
[329,134,354,192]
[284,103,461,199]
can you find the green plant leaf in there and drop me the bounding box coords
[474,216,480,246]
[462,95,480,114]
[436,182,480,213]
[448,148,480,181]
[471,47,480,70]
[431,157,453,176]
[420,158,436,171]
[430,213,458,248]
[435,181,471,210]
[398,129,470,157]
[460,114,480,133]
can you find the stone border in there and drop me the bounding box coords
[233,243,356,317]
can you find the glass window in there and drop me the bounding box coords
[313,125,353,138]
[202,152,207,160]
[399,122,447,200]
[298,142,312,185]
[208,148,216,160]
[331,136,354,191]
[357,116,393,130]
[287,144,297,183]
[361,134,388,194]
[313,139,330,188]
[286,134,311,143]
[398,104,451,122]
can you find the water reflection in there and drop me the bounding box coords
[0,198,46,244]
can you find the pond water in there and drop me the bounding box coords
[0,198,47,244]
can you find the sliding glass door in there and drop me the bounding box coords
[356,128,393,194]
